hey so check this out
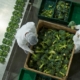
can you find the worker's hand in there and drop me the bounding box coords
[30,50,34,54]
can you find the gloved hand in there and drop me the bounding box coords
[75,25,80,30]
[24,50,34,54]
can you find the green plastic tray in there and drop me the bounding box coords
[69,2,80,25]
[36,74,58,80]
[38,0,72,25]
[53,0,72,24]
[38,0,57,22]
[18,68,36,80]
[18,69,58,80]
[36,74,52,80]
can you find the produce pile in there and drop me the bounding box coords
[0,0,27,64]
[54,0,70,21]
[28,27,74,77]
[41,1,55,18]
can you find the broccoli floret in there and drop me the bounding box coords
[55,34,60,40]
[0,57,5,63]
[43,68,55,75]
[59,30,66,36]
[43,39,52,46]
[68,21,76,29]
[2,51,8,57]
[59,71,65,77]
[0,50,3,56]
[40,42,47,49]
[67,44,73,51]
[39,63,45,69]
[63,58,69,64]
[49,50,56,54]
[65,32,71,38]
[35,49,44,54]
[48,54,53,60]
[29,60,33,67]
[31,54,40,61]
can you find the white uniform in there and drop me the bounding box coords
[15,22,37,53]
[73,30,80,53]
[75,25,80,30]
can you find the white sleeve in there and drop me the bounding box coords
[75,25,80,29]
[21,44,33,53]
[31,25,38,37]
[17,40,33,53]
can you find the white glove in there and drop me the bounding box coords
[75,25,80,30]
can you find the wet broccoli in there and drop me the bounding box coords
[68,21,76,29]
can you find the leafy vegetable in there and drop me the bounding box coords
[68,21,76,29]
[0,57,5,63]
[54,0,71,21]
[28,28,74,77]
[2,38,12,46]
[40,1,55,18]
[5,32,14,40]
[0,44,10,52]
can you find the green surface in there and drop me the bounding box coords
[69,3,80,24]
[36,74,52,80]
[18,68,36,80]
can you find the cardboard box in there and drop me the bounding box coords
[24,20,76,80]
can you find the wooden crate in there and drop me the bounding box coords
[24,20,76,80]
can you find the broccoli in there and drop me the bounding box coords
[48,54,53,60]
[0,45,10,52]
[28,27,72,77]
[43,69,54,74]
[59,43,67,49]
[68,21,76,29]
[58,1,65,6]
[39,63,45,69]
[2,51,8,57]
[40,42,47,49]
[67,44,73,51]
[0,57,5,63]
[2,38,12,46]
[48,50,56,54]
[66,32,71,38]
[55,72,63,77]
[55,0,70,21]
[0,50,3,56]
[35,49,44,54]
[59,71,65,77]
[48,62,54,68]
[31,54,40,61]
[63,64,68,70]
[43,39,52,46]
[59,30,66,36]
[10,16,20,23]
[5,32,14,40]
[55,34,60,40]
[63,58,69,64]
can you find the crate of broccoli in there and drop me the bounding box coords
[53,0,72,22]
[24,20,76,80]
